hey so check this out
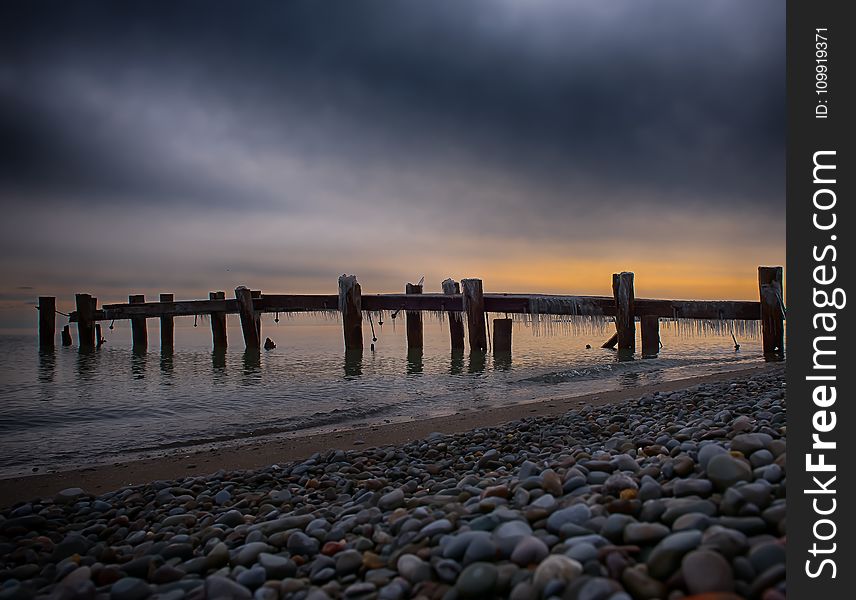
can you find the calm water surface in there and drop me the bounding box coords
[0,315,765,477]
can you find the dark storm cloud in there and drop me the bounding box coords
[1,0,784,218]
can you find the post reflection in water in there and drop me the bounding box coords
[493,351,512,372]
[159,348,174,379]
[242,349,261,379]
[406,349,423,375]
[449,350,464,375]
[468,351,486,374]
[76,346,98,382]
[343,349,363,377]
[131,348,147,380]
[211,348,227,379]
[37,348,56,384]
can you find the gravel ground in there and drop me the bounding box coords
[0,365,786,600]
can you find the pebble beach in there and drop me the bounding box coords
[0,365,786,600]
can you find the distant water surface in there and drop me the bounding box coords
[0,315,765,477]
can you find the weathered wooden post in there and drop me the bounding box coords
[159,293,175,350]
[338,275,363,351]
[95,324,104,346]
[209,291,227,349]
[462,278,487,352]
[75,293,96,349]
[251,290,262,342]
[758,266,785,355]
[641,316,659,357]
[405,282,423,350]
[129,294,147,351]
[442,278,465,350]
[612,272,635,352]
[61,325,72,346]
[38,296,56,348]
[493,318,513,353]
[235,286,261,350]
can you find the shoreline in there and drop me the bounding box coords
[0,363,776,508]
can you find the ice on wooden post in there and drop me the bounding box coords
[493,318,512,353]
[235,286,261,350]
[338,275,363,351]
[442,278,465,350]
[38,296,56,349]
[159,293,174,351]
[405,282,423,349]
[462,278,487,352]
[641,316,659,357]
[75,293,96,349]
[758,266,785,356]
[612,272,635,352]
[209,291,227,349]
[129,294,147,351]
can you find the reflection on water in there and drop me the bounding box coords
[449,350,464,375]
[406,349,423,375]
[493,351,512,371]
[468,351,486,374]
[0,319,766,476]
[344,349,363,377]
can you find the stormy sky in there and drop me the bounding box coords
[0,0,785,328]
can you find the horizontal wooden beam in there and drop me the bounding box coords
[68,293,764,322]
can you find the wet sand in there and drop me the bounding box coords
[0,364,775,508]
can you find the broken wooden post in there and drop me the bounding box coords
[209,291,227,349]
[601,331,619,349]
[235,286,261,350]
[758,266,785,355]
[493,318,512,353]
[129,294,147,351]
[338,275,363,351]
[442,278,465,351]
[75,293,96,349]
[462,278,487,352]
[159,293,174,351]
[405,282,423,350]
[61,325,72,346]
[95,324,104,347]
[38,296,56,348]
[612,272,635,352]
[641,316,659,357]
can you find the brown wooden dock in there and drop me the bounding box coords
[36,267,785,358]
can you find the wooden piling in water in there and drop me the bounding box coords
[235,286,261,350]
[129,294,147,350]
[612,272,635,352]
[95,324,104,346]
[75,294,96,349]
[641,316,659,357]
[462,278,487,352]
[61,325,72,346]
[209,291,227,349]
[339,275,363,351]
[38,296,56,348]
[442,279,465,350]
[758,266,785,355]
[159,293,174,350]
[405,282,423,349]
[493,318,512,353]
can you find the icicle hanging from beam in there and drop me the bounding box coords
[511,295,609,336]
[661,318,761,339]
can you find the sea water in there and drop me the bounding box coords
[0,315,766,477]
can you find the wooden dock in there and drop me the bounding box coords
[36,267,785,358]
